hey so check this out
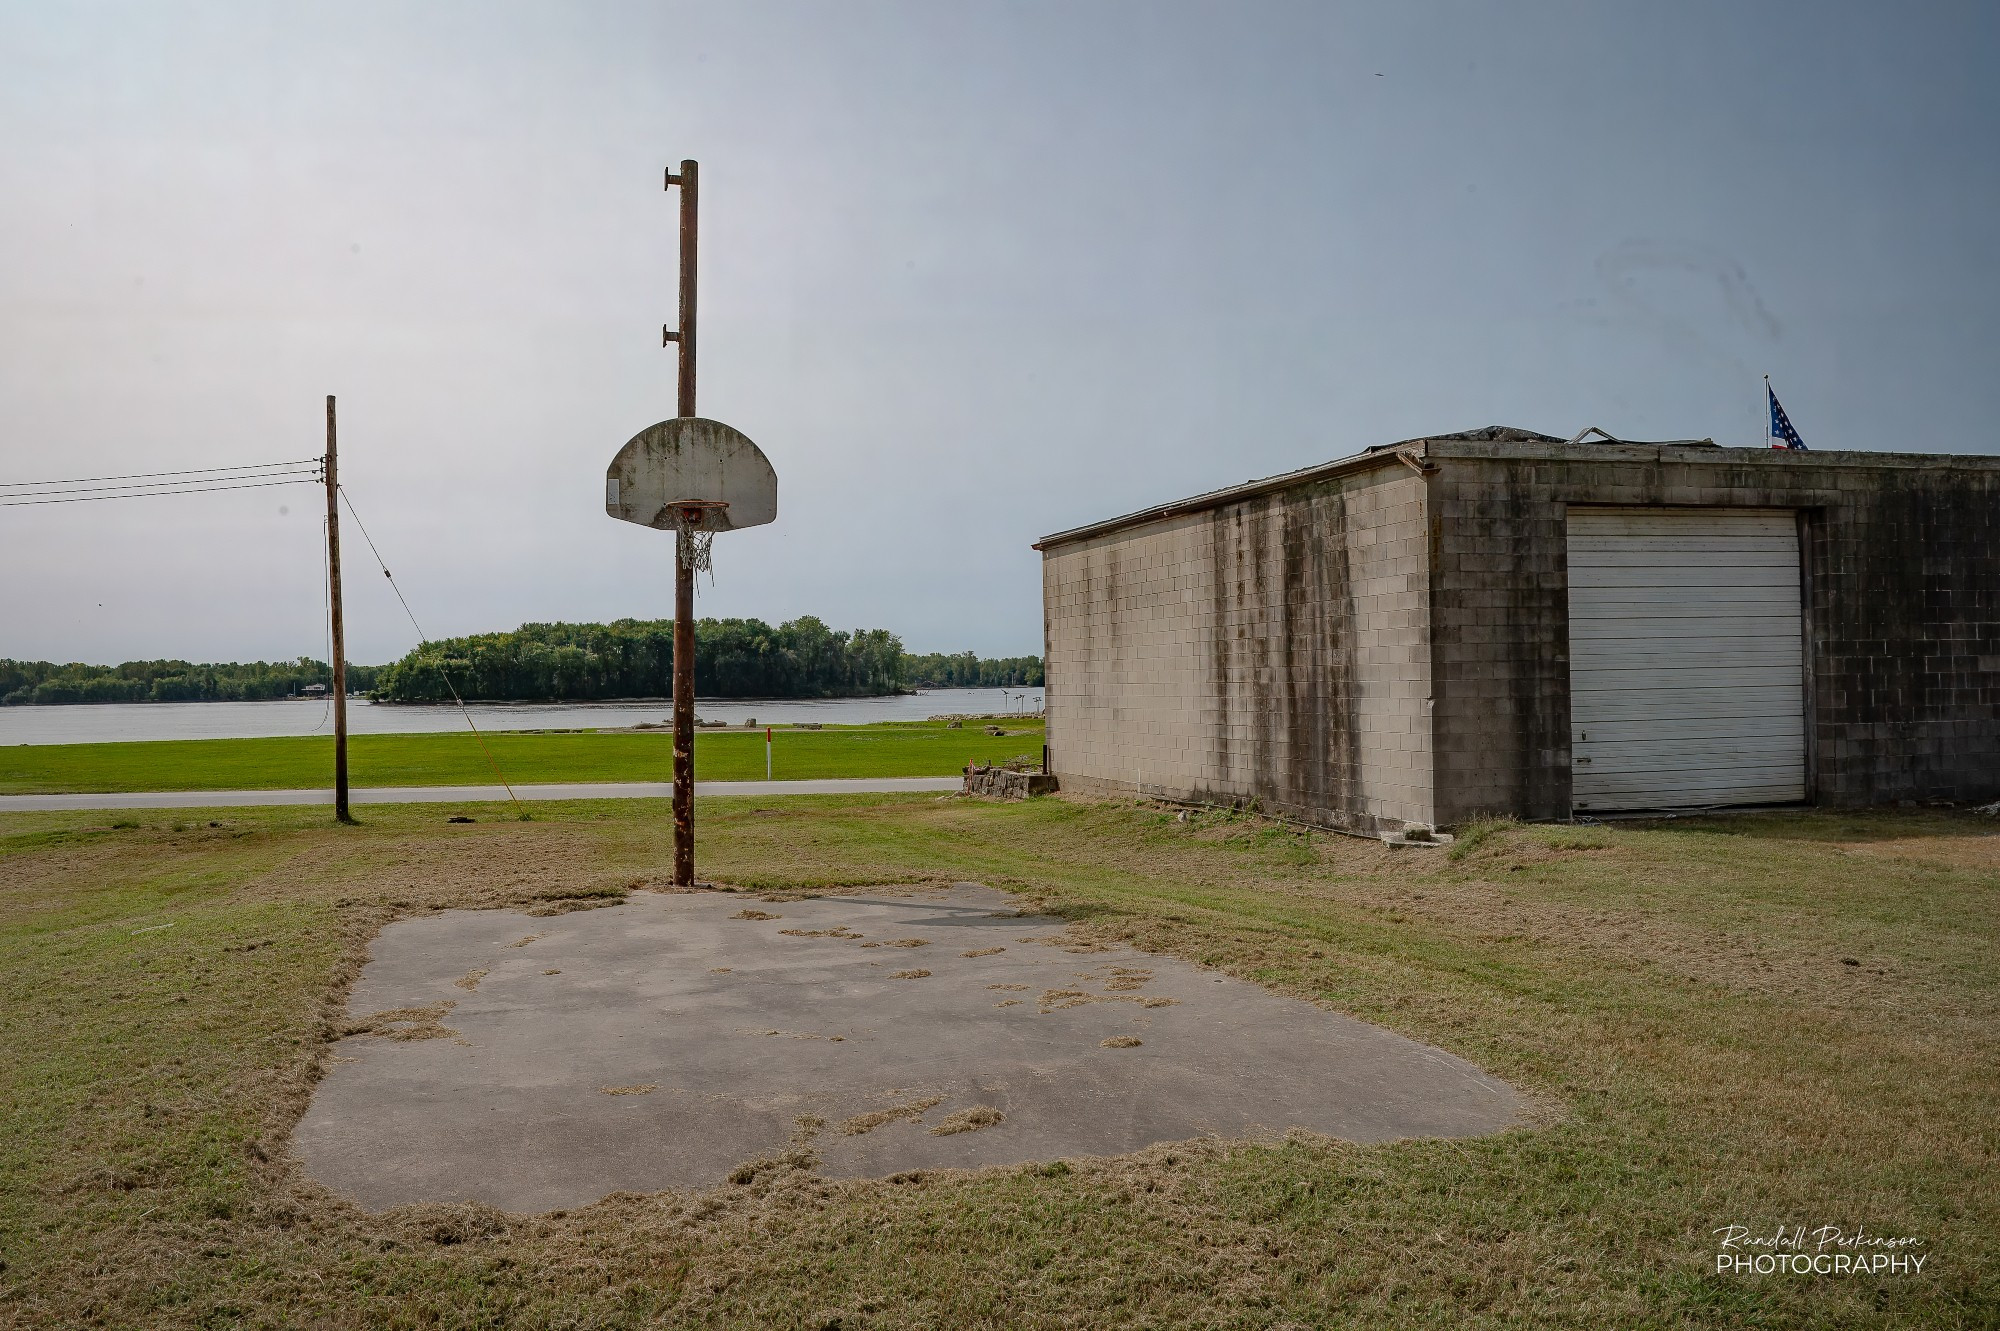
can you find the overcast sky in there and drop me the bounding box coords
[3,1,1995,666]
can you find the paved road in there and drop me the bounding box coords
[0,777,963,813]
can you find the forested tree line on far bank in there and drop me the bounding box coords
[900,651,1044,688]
[369,618,1042,702]
[0,659,384,707]
[3,619,1043,706]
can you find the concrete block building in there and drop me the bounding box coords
[1035,429,2000,834]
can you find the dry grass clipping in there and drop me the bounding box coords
[453,968,488,991]
[890,969,931,980]
[960,947,1005,958]
[1101,1036,1144,1048]
[1022,933,1115,955]
[1037,989,1177,1013]
[341,1001,459,1042]
[778,926,862,939]
[836,1095,944,1136]
[726,1115,824,1185]
[730,909,781,921]
[526,889,630,917]
[600,1084,657,1096]
[929,1106,1005,1136]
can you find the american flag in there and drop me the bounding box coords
[1768,381,1807,450]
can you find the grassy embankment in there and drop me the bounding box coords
[0,795,1994,1328]
[0,718,1045,794]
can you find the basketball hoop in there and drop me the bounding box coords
[604,413,777,887]
[599,161,779,892]
[673,500,728,582]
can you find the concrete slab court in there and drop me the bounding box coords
[294,883,1522,1214]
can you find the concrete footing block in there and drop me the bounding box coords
[963,766,1058,799]
[1381,822,1455,848]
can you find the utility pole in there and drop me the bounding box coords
[325,394,352,823]
[665,159,699,885]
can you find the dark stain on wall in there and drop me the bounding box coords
[1200,482,1368,830]
[1428,462,1572,822]
[1281,484,1361,819]
[1206,506,1235,784]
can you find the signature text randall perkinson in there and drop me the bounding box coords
[1712,1225,1927,1276]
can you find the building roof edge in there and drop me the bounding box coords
[1034,435,2000,551]
[1032,446,1410,550]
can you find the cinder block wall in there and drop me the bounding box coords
[1426,443,2000,817]
[1423,458,1574,823]
[1041,465,1434,834]
[1806,467,2000,802]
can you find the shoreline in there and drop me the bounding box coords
[0,689,951,709]
[0,689,1046,748]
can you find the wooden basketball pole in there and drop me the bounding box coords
[666,159,699,886]
[325,394,352,823]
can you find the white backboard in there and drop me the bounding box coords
[604,417,778,533]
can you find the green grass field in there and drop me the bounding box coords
[0,718,1046,794]
[0,793,1993,1328]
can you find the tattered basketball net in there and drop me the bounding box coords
[673,501,727,585]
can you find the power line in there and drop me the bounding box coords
[337,486,431,640]
[0,475,321,508]
[0,468,322,501]
[4,467,319,495]
[0,457,322,490]
[1,464,321,498]
[337,484,522,812]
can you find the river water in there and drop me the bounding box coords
[0,688,1045,746]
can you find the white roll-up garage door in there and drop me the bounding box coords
[1567,507,1805,811]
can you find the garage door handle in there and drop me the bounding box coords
[1574,757,1593,764]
